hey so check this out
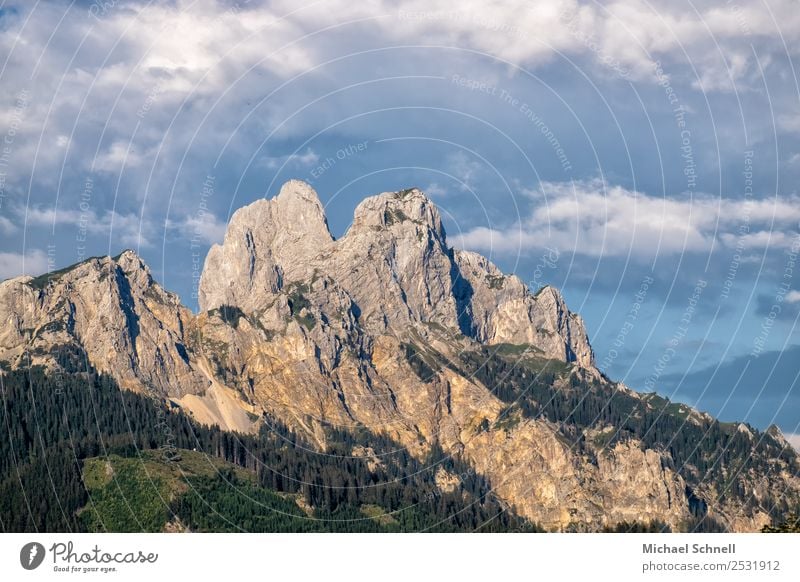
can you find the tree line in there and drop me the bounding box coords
[0,366,537,532]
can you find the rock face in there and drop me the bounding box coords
[0,251,206,397]
[0,251,256,433]
[199,180,333,313]
[199,181,593,365]
[454,250,594,367]
[465,423,688,530]
[1,180,798,532]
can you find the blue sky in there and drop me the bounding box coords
[0,0,798,439]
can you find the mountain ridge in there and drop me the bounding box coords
[1,180,798,532]
[198,180,594,366]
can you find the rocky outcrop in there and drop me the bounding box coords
[0,251,206,397]
[454,250,594,367]
[199,180,333,313]
[329,188,460,333]
[198,182,594,366]
[465,421,690,531]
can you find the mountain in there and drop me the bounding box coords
[198,181,593,366]
[1,180,798,532]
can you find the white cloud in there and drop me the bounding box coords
[455,179,800,259]
[720,230,800,251]
[446,151,483,192]
[103,210,154,248]
[778,115,800,135]
[0,216,18,235]
[261,148,319,170]
[21,202,225,249]
[0,250,49,280]
[0,0,317,191]
[786,290,800,304]
[423,183,448,198]
[786,433,800,452]
[23,206,82,227]
[23,204,155,248]
[167,212,227,246]
[588,0,800,89]
[0,0,796,204]
[278,0,800,89]
[1,0,798,267]
[94,141,145,173]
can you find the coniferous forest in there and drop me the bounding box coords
[0,366,538,533]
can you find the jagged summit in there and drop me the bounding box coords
[273,179,333,237]
[348,187,446,239]
[0,249,154,296]
[115,247,142,260]
[0,247,202,396]
[198,180,594,366]
[199,180,333,313]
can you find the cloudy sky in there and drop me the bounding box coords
[1,0,798,438]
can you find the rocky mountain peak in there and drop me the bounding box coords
[766,424,790,447]
[452,250,595,367]
[113,249,157,288]
[0,247,204,398]
[534,284,568,311]
[198,180,595,366]
[349,187,445,241]
[274,179,332,236]
[115,248,144,267]
[224,179,332,247]
[536,284,583,318]
[198,180,334,312]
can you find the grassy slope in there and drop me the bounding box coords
[80,449,254,532]
[79,449,405,533]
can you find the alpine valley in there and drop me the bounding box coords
[1,180,798,533]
